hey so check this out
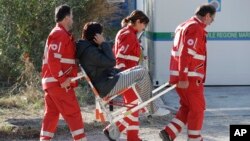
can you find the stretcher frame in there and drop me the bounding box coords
[73,65,176,124]
[73,65,177,139]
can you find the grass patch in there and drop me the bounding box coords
[0,96,21,108]
[0,85,43,110]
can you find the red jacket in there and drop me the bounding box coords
[41,24,78,90]
[169,16,207,84]
[113,25,141,70]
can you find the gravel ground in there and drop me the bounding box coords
[2,86,250,141]
[0,105,173,141]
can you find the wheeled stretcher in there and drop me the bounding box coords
[73,65,176,140]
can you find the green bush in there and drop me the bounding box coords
[0,0,120,104]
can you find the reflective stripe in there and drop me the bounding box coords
[193,38,198,49]
[58,70,63,77]
[40,131,54,137]
[171,50,180,56]
[42,77,57,84]
[40,139,51,141]
[188,72,204,78]
[131,84,143,104]
[42,59,48,65]
[170,71,180,76]
[60,58,75,64]
[187,48,196,56]
[130,99,139,104]
[58,42,62,53]
[127,125,139,130]
[116,63,126,69]
[170,71,204,78]
[54,53,75,64]
[172,47,205,61]
[75,137,87,141]
[184,67,188,72]
[188,48,206,61]
[188,137,202,141]
[120,119,129,127]
[167,123,179,136]
[127,114,139,122]
[188,130,201,135]
[119,119,129,133]
[125,100,139,122]
[169,67,188,75]
[194,54,206,60]
[116,53,139,62]
[54,53,62,59]
[172,34,184,57]
[172,118,185,128]
[172,34,205,61]
[71,128,84,136]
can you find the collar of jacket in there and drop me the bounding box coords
[192,16,207,29]
[192,16,207,34]
[56,23,72,36]
[127,25,138,34]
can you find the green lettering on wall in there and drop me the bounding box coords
[145,31,250,41]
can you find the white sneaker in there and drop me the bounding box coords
[152,107,170,116]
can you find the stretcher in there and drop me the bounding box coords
[73,65,176,140]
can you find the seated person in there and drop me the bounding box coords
[76,22,153,109]
[76,22,167,140]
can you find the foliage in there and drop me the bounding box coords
[0,0,119,97]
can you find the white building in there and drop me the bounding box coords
[137,0,250,86]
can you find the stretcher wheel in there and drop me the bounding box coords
[109,123,120,140]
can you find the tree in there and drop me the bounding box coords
[0,0,119,94]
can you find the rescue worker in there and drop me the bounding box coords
[76,22,158,141]
[113,10,170,141]
[159,4,216,141]
[40,4,86,141]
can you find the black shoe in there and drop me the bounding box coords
[103,129,116,141]
[159,130,172,141]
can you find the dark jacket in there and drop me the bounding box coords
[76,40,120,98]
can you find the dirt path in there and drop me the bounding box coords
[0,105,173,141]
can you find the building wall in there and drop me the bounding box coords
[138,0,250,85]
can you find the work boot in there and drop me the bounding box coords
[159,130,172,141]
[103,129,116,141]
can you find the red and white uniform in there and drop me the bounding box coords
[114,25,141,70]
[113,25,142,141]
[165,16,207,141]
[40,24,86,141]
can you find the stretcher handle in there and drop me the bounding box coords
[152,82,170,94]
[71,73,85,82]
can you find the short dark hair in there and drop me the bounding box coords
[195,4,216,17]
[55,4,71,22]
[82,22,103,41]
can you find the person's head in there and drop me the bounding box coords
[55,4,73,31]
[125,10,149,32]
[195,4,216,25]
[81,22,103,42]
